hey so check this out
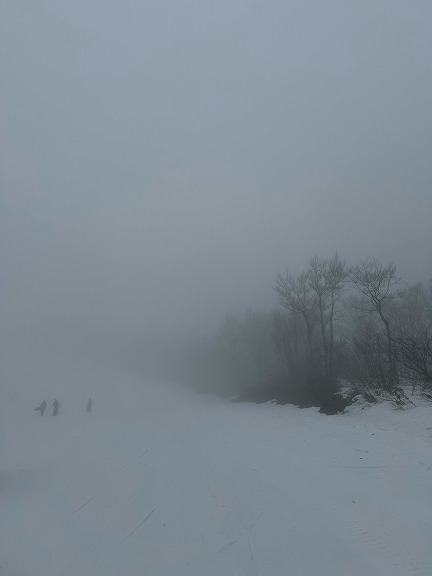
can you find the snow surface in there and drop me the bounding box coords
[1,358,432,576]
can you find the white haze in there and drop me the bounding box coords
[1,0,432,359]
[2,4,432,575]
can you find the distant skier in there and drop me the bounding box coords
[34,400,47,416]
[52,399,60,416]
[86,398,93,413]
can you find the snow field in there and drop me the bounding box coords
[1,362,432,576]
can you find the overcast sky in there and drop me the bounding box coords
[1,0,432,353]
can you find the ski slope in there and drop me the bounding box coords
[1,359,432,576]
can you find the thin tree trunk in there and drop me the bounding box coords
[329,296,335,383]
[377,305,397,390]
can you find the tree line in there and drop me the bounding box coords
[185,255,432,410]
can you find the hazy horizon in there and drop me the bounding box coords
[2,0,431,362]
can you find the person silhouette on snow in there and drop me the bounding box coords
[52,399,60,416]
[34,400,47,416]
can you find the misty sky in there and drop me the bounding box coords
[1,0,432,349]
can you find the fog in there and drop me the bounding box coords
[2,6,432,575]
[1,0,432,371]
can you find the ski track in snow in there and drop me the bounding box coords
[1,373,432,576]
[115,449,149,472]
[119,507,157,545]
[64,496,96,520]
[215,539,238,555]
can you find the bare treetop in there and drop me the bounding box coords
[350,258,400,310]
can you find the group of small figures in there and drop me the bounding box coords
[34,398,93,416]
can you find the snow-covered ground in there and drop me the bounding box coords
[1,356,432,576]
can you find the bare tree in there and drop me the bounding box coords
[307,253,348,383]
[272,309,306,377]
[392,282,432,394]
[392,282,432,333]
[345,309,390,399]
[274,270,317,361]
[349,258,400,392]
[325,253,348,382]
[308,256,330,377]
[394,329,432,393]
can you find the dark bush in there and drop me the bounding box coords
[319,393,353,415]
[235,370,347,412]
